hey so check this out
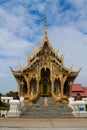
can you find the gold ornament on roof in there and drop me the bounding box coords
[69,64,73,72]
[32,47,38,55]
[18,62,23,72]
[27,55,31,63]
[60,55,64,61]
[44,16,47,36]
[55,49,60,56]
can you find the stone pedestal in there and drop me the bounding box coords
[68,97,74,109]
[69,98,87,117]
[44,97,48,106]
[0,110,8,117]
[8,100,22,117]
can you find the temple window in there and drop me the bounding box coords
[54,78,61,94]
[64,81,70,96]
[30,78,37,93]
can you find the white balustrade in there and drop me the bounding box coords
[7,100,22,117]
[69,98,87,117]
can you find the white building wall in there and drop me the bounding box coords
[1,97,13,103]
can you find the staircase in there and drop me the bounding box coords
[21,97,74,118]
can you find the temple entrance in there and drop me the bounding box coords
[40,84,50,96]
[40,68,51,96]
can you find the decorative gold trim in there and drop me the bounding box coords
[44,16,47,36]
[18,62,23,72]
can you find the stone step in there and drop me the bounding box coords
[21,97,74,118]
[24,107,72,112]
[36,98,56,106]
[21,113,73,118]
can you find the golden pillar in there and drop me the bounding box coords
[17,82,20,96]
[59,75,64,97]
[20,80,24,96]
[36,77,39,93]
[27,78,30,95]
[51,77,54,93]
[69,81,72,97]
[18,83,21,96]
[61,81,64,96]
[16,79,21,97]
[59,74,67,97]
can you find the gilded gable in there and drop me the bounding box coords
[11,17,80,105]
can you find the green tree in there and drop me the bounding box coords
[0,93,1,101]
[6,91,15,97]
[6,91,19,99]
[0,93,2,106]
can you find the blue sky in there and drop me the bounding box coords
[0,0,87,94]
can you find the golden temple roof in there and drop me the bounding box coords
[11,17,81,77]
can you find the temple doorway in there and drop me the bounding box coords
[40,68,51,96]
[40,84,50,96]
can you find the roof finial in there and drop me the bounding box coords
[44,16,47,36]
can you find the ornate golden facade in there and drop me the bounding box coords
[11,17,80,105]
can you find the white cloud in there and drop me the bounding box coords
[0,0,87,93]
[0,29,32,57]
[0,28,33,94]
[48,25,87,85]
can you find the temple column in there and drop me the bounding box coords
[16,79,21,96]
[59,74,67,97]
[61,81,64,97]
[18,83,21,96]
[27,78,30,95]
[20,80,24,96]
[36,77,39,93]
[51,77,54,94]
[59,75,64,97]
[69,81,72,97]
[17,80,21,96]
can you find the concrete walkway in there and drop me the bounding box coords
[0,117,87,129]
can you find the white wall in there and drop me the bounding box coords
[1,97,13,103]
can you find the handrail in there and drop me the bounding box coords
[52,92,62,102]
[29,93,39,102]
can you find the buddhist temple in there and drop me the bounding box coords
[11,17,81,105]
[72,84,87,98]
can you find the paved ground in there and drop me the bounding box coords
[0,117,87,130]
[0,127,87,130]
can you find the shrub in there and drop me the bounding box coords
[0,102,9,110]
[0,106,9,110]
[0,101,3,106]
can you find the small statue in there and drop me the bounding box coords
[75,93,82,101]
[61,55,64,60]
[44,97,48,106]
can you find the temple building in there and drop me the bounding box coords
[11,17,81,105]
[72,84,87,98]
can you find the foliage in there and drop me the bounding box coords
[0,106,9,110]
[0,101,9,110]
[0,93,2,102]
[0,93,2,97]
[6,91,15,97]
[0,101,3,106]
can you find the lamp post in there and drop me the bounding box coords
[20,80,24,96]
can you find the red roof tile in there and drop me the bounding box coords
[83,87,87,95]
[72,84,87,97]
[72,84,84,92]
